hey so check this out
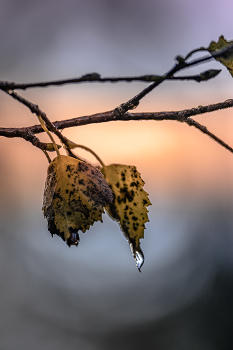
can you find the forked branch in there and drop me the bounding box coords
[1,98,233,154]
[0,37,233,155]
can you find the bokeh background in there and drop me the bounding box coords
[0,1,233,349]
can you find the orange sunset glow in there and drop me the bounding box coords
[1,84,233,203]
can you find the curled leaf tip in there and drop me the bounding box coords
[67,230,80,247]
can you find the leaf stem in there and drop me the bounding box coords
[69,143,105,167]
[38,115,60,157]
[184,46,208,60]
[42,149,52,163]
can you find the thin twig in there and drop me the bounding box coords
[0,47,215,102]
[5,90,70,148]
[184,117,233,153]
[114,53,215,116]
[0,70,218,92]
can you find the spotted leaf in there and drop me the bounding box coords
[101,164,151,271]
[208,36,233,77]
[43,155,113,246]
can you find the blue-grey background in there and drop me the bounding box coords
[0,1,233,349]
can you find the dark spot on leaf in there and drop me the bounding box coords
[130,181,139,188]
[119,187,134,202]
[53,192,63,201]
[69,199,89,218]
[69,189,75,198]
[78,162,89,172]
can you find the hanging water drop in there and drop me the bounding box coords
[130,243,144,272]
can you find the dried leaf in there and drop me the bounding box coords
[196,69,221,82]
[101,164,151,271]
[208,36,233,77]
[43,155,113,246]
[43,142,61,152]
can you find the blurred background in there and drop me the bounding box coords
[0,0,233,349]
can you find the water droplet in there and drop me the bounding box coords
[130,243,144,272]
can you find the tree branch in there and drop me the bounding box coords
[112,52,220,116]
[1,98,233,153]
[1,41,233,156]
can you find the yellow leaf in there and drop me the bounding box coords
[208,36,233,77]
[43,155,113,246]
[101,164,151,271]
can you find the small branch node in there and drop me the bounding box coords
[177,111,187,122]
[114,105,126,118]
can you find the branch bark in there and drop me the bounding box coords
[1,98,233,153]
[0,42,232,155]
